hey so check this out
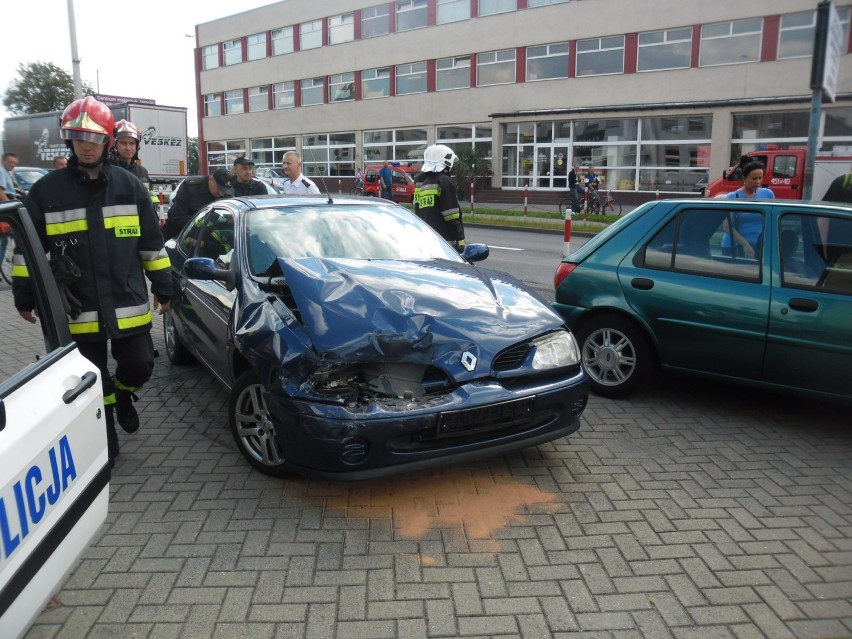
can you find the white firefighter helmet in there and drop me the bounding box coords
[422,144,457,173]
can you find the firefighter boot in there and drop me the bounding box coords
[115,387,140,434]
[105,406,119,468]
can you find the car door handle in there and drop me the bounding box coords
[788,298,818,312]
[62,371,98,404]
[631,278,654,290]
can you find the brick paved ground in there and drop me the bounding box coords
[2,283,850,639]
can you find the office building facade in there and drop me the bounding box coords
[195,0,852,200]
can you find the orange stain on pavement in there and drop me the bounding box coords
[300,466,561,540]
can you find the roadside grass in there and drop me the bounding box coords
[402,204,617,233]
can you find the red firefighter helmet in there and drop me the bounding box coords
[114,119,142,147]
[60,96,114,149]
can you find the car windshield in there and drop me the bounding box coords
[14,168,48,188]
[246,203,461,274]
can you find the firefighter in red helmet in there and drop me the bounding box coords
[112,118,151,188]
[13,96,172,468]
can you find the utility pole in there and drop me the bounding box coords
[67,0,82,99]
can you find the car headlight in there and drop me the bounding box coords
[531,331,580,370]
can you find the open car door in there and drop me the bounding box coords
[0,201,109,639]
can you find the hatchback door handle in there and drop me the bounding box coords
[631,278,654,290]
[62,371,98,404]
[788,298,818,312]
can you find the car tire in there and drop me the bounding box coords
[163,309,195,365]
[575,314,654,398]
[228,371,291,477]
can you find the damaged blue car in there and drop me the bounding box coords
[163,195,588,478]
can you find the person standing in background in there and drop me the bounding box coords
[413,144,466,253]
[111,120,150,189]
[281,151,320,194]
[378,160,393,200]
[232,156,268,196]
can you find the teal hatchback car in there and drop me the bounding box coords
[553,199,852,401]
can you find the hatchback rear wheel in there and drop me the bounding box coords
[228,371,290,477]
[576,314,653,398]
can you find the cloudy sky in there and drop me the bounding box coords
[1,0,278,139]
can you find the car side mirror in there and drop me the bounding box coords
[185,257,236,290]
[462,243,489,263]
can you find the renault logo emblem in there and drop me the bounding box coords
[460,351,477,371]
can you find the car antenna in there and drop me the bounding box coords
[304,145,334,204]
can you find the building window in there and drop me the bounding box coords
[779,11,815,60]
[437,55,471,91]
[362,5,391,38]
[477,49,516,86]
[528,0,568,5]
[329,13,355,44]
[203,93,221,117]
[396,61,427,95]
[300,20,322,50]
[248,86,269,112]
[202,45,219,70]
[273,81,295,109]
[223,39,242,66]
[207,140,247,171]
[437,123,493,168]
[730,111,809,161]
[779,8,848,61]
[301,78,324,106]
[526,42,569,81]
[251,137,297,168]
[639,116,712,192]
[637,28,692,71]
[700,18,762,67]
[362,67,391,99]
[329,73,355,102]
[396,0,428,32]
[437,0,469,24]
[272,26,294,55]
[479,0,516,16]
[576,35,625,76]
[363,128,427,163]
[301,132,357,177]
[247,33,267,61]
[224,90,244,114]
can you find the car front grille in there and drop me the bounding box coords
[492,342,531,371]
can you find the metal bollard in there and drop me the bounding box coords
[563,209,572,257]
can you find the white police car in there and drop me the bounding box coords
[0,201,109,638]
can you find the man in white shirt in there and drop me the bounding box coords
[281,151,320,194]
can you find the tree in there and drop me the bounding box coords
[451,146,489,201]
[188,137,199,174]
[3,62,95,115]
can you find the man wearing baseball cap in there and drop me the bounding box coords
[162,168,235,240]
[232,156,268,197]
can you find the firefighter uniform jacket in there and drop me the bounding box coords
[13,159,171,341]
[162,177,218,240]
[412,171,465,244]
[114,157,150,188]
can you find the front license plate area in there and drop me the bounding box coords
[436,397,535,438]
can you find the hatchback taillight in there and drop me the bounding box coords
[554,262,578,290]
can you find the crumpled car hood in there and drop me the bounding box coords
[276,257,563,372]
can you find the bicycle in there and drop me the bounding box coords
[350,184,364,196]
[586,189,622,217]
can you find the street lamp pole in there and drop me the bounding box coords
[67,0,82,98]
